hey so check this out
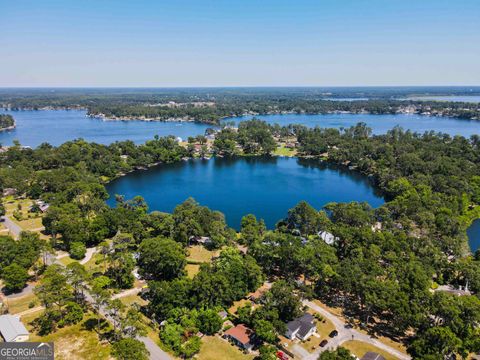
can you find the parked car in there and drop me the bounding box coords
[276,351,289,360]
[329,330,338,338]
[320,339,328,347]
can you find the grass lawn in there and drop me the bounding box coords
[228,298,251,314]
[27,315,112,360]
[4,198,45,231]
[15,217,44,231]
[274,145,297,157]
[342,340,400,360]
[119,294,148,307]
[59,256,77,266]
[197,336,254,360]
[187,245,218,263]
[186,264,200,278]
[7,292,39,314]
[83,253,105,273]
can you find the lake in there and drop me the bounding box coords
[226,113,480,138]
[467,219,480,252]
[106,156,384,229]
[1,109,480,148]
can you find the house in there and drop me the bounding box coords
[224,324,256,351]
[361,352,386,360]
[318,231,338,245]
[285,313,316,341]
[218,310,228,320]
[189,236,212,246]
[0,315,29,342]
[2,188,17,197]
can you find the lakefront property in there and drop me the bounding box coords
[1,0,480,359]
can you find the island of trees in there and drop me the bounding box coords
[0,120,480,359]
[0,114,15,131]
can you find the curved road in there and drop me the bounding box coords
[302,301,410,360]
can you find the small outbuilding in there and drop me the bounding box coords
[0,315,30,342]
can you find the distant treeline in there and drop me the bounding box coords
[1,88,480,124]
[0,114,14,129]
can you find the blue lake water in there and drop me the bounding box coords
[407,95,480,103]
[467,219,480,252]
[226,113,480,138]
[0,109,213,147]
[1,109,480,148]
[106,157,384,229]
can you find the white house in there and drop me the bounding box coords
[0,315,30,342]
[318,231,338,245]
[285,313,316,341]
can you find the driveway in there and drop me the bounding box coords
[303,300,410,360]
[1,216,22,238]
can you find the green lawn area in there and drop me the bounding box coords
[185,264,200,278]
[197,336,254,360]
[7,291,39,314]
[187,245,218,263]
[342,340,400,360]
[4,198,45,231]
[228,298,251,314]
[27,315,112,360]
[274,145,297,157]
[83,253,104,272]
[58,256,77,266]
[119,294,148,307]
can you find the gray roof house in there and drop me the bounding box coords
[285,313,316,341]
[0,315,30,342]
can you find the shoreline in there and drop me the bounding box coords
[0,124,16,132]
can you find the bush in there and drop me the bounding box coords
[2,263,29,292]
[70,242,86,260]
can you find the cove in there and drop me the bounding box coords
[106,156,384,229]
[467,219,480,252]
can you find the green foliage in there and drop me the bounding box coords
[69,241,86,260]
[318,347,355,360]
[2,263,29,292]
[0,114,15,129]
[196,308,223,335]
[138,236,186,281]
[112,338,149,360]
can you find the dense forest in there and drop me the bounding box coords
[1,120,480,358]
[1,88,479,124]
[0,114,15,129]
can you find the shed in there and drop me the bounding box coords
[0,315,30,342]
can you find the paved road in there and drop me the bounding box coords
[303,301,410,360]
[112,287,142,300]
[1,216,22,238]
[80,247,97,265]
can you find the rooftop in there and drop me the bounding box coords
[0,315,29,342]
[224,324,254,345]
[361,352,387,360]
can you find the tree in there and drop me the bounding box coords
[253,319,277,344]
[112,338,149,360]
[34,264,71,313]
[70,242,86,260]
[263,280,301,322]
[408,327,461,359]
[318,347,356,360]
[197,309,223,335]
[138,237,186,280]
[258,345,277,360]
[2,263,29,292]
[66,262,88,303]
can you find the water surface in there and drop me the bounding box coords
[1,109,479,148]
[467,219,480,252]
[227,113,480,138]
[106,157,384,229]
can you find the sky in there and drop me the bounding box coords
[1,0,479,87]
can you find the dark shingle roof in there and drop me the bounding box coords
[361,352,387,360]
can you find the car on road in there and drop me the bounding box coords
[320,339,328,347]
[329,330,338,338]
